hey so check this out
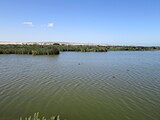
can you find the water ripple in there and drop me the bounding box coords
[0,52,160,120]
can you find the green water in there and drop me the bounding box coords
[0,52,160,120]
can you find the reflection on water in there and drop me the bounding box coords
[0,52,160,120]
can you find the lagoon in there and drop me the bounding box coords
[0,51,160,120]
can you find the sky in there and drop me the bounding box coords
[0,0,160,46]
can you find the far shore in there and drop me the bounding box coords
[0,43,160,53]
[0,41,110,46]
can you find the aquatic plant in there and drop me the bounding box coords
[20,112,61,120]
[0,44,160,55]
[0,44,60,55]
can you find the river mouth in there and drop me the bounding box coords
[0,51,160,120]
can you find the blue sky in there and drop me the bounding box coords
[0,0,160,46]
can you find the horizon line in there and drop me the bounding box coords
[0,41,160,47]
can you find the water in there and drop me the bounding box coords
[0,51,160,120]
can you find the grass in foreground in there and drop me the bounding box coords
[20,112,60,120]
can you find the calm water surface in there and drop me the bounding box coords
[0,52,160,120]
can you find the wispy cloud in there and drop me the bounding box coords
[22,22,33,27]
[47,23,54,28]
[22,22,54,28]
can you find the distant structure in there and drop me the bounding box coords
[0,41,110,46]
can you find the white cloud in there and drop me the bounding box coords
[22,22,33,27]
[22,22,54,28]
[47,23,54,28]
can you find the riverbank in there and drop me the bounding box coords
[0,44,160,55]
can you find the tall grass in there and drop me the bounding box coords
[20,112,60,120]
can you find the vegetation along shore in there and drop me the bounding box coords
[0,44,160,55]
[20,112,61,120]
